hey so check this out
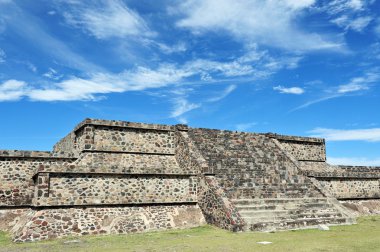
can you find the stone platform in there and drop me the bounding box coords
[0,118,379,242]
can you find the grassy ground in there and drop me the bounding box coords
[1,216,380,252]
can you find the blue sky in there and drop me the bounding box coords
[0,0,380,165]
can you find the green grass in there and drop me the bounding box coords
[1,216,380,252]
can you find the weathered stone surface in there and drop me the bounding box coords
[267,134,326,162]
[34,174,197,206]
[340,199,380,215]
[12,205,205,242]
[276,141,325,162]
[0,118,378,242]
[92,127,175,154]
[198,176,245,231]
[40,153,192,175]
[0,208,29,231]
[188,128,322,199]
[0,157,74,206]
[318,178,380,199]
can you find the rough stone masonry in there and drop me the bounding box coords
[0,118,379,242]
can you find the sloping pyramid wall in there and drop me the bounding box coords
[188,128,322,199]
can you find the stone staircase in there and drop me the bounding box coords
[189,128,355,231]
[188,129,323,199]
[232,198,350,231]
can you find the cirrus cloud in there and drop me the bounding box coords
[61,0,153,39]
[175,0,343,51]
[309,127,380,142]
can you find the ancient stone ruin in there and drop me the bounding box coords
[0,118,379,242]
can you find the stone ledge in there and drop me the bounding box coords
[0,150,76,159]
[74,118,176,133]
[32,170,197,177]
[33,198,198,207]
[338,165,380,172]
[81,150,176,155]
[265,133,325,143]
[306,171,380,178]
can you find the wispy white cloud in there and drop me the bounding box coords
[0,2,305,105]
[123,53,274,86]
[61,0,152,39]
[170,97,201,118]
[43,68,63,80]
[0,62,232,102]
[322,0,367,15]
[337,70,379,93]
[331,15,372,32]
[28,76,125,101]
[0,80,28,101]
[170,87,194,96]
[143,40,187,54]
[185,59,254,77]
[26,62,37,72]
[322,0,374,32]
[328,156,380,166]
[0,2,305,104]
[1,46,374,104]
[177,117,188,124]
[182,49,302,80]
[309,127,380,142]
[167,88,199,122]
[28,65,189,102]
[273,85,304,94]
[157,42,187,54]
[169,84,237,122]
[0,48,301,103]
[207,84,236,102]
[291,69,380,111]
[123,65,193,88]
[284,0,316,9]
[337,83,368,93]
[175,0,343,51]
[291,92,352,112]
[348,16,372,31]
[290,94,340,112]
[236,122,257,131]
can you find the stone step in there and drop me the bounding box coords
[236,187,314,192]
[231,198,329,205]
[239,207,342,217]
[231,192,322,199]
[290,208,340,215]
[246,217,349,232]
[239,210,288,218]
[235,202,334,211]
[238,206,339,215]
[296,212,343,219]
[240,211,343,222]
[232,185,317,189]
[229,188,322,198]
